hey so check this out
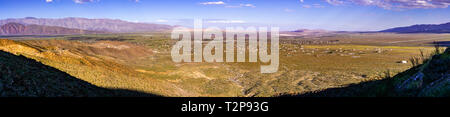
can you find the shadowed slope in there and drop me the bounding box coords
[0,50,158,97]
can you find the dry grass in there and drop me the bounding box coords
[0,32,442,97]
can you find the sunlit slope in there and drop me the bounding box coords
[0,39,242,96]
[0,49,156,97]
[0,34,438,97]
[0,39,180,96]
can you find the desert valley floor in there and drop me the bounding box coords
[0,32,448,97]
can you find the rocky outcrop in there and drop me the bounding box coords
[0,22,26,34]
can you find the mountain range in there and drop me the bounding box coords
[0,22,104,35]
[1,17,450,35]
[0,17,173,35]
[287,22,450,34]
[381,22,450,33]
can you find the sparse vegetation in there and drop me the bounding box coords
[0,49,156,97]
[283,47,449,97]
[0,33,447,97]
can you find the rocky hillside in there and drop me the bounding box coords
[381,22,450,33]
[0,39,180,96]
[0,47,156,97]
[0,17,173,33]
[283,47,450,97]
[0,23,104,35]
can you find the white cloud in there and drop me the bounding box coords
[155,19,169,23]
[45,0,53,3]
[241,4,256,8]
[323,0,450,9]
[302,4,325,8]
[199,1,255,8]
[73,0,96,4]
[284,8,295,12]
[324,0,345,5]
[200,1,226,5]
[225,4,256,8]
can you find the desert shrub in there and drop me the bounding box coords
[423,54,450,82]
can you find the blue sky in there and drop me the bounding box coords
[1,0,450,31]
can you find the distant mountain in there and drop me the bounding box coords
[381,22,450,33]
[292,29,330,33]
[0,23,103,35]
[0,17,173,33]
[281,29,343,37]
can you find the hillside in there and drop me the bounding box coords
[0,23,104,35]
[283,47,450,97]
[0,17,173,33]
[381,22,450,33]
[0,39,183,96]
[0,49,157,97]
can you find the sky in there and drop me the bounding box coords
[0,0,450,31]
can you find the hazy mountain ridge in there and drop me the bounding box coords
[381,22,450,33]
[281,29,347,38]
[0,22,104,35]
[0,17,173,33]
